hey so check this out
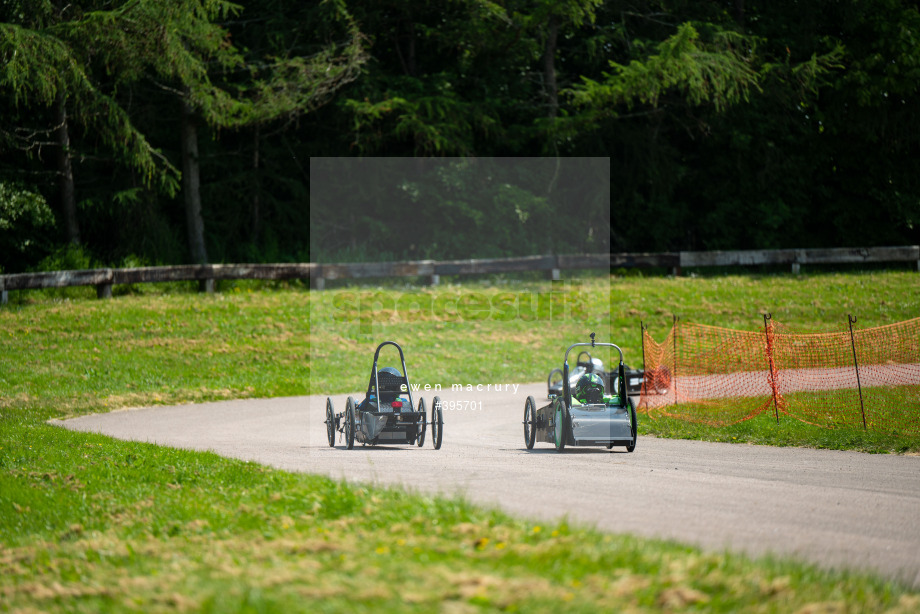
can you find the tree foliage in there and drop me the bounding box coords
[0,181,55,270]
[0,3,182,195]
[310,157,608,261]
[570,23,761,114]
[1,0,918,271]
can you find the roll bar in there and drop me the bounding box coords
[562,333,625,404]
[564,342,624,366]
[368,341,415,410]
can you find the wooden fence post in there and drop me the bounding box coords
[672,315,679,407]
[763,313,780,424]
[848,314,868,430]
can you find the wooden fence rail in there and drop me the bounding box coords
[0,264,315,303]
[1,246,917,303]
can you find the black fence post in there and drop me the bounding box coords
[763,313,780,424]
[848,314,868,430]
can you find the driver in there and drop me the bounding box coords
[573,372,606,404]
[377,367,403,404]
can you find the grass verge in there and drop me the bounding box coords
[640,384,920,454]
[640,412,920,454]
[2,271,920,610]
[3,416,919,612]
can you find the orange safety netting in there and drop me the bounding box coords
[639,317,920,435]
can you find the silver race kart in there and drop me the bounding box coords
[526,333,637,452]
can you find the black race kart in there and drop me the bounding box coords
[527,333,638,452]
[325,341,443,450]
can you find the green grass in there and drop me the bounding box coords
[3,415,919,612]
[640,384,920,454]
[641,410,920,454]
[3,271,920,610]
[1,286,310,416]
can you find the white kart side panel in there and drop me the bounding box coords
[570,404,632,442]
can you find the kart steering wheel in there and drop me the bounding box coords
[576,351,593,371]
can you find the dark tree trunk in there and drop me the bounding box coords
[735,0,745,30]
[395,21,417,77]
[55,93,79,245]
[407,22,416,77]
[181,97,208,265]
[543,15,559,118]
[251,125,261,244]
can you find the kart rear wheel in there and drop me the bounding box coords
[416,398,427,447]
[431,396,443,450]
[626,397,638,453]
[553,402,568,452]
[524,396,537,450]
[325,398,336,447]
[344,397,356,450]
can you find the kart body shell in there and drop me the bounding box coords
[526,334,638,452]
[547,354,645,399]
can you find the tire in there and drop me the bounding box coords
[416,398,427,447]
[626,397,638,453]
[431,396,443,450]
[524,396,537,450]
[553,402,568,452]
[325,398,336,447]
[344,397,356,450]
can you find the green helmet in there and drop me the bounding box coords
[574,372,605,404]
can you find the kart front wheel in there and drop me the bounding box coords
[524,396,537,450]
[431,396,443,450]
[344,397,356,450]
[416,398,427,447]
[626,397,638,453]
[325,398,336,447]
[553,402,568,452]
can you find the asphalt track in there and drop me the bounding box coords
[55,383,920,588]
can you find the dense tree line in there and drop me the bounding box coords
[2,0,918,273]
